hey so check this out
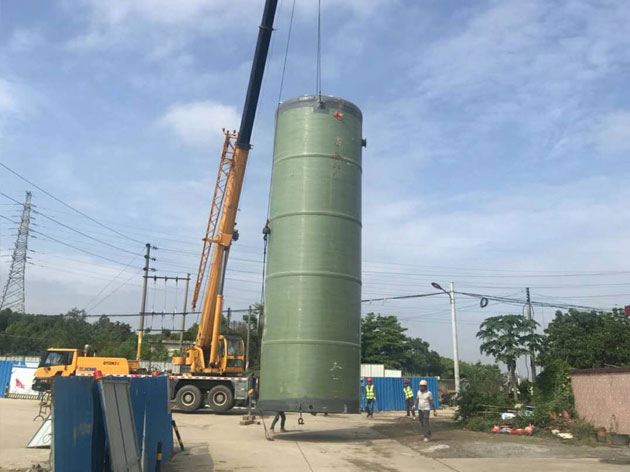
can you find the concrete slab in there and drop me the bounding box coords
[164,410,453,472]
[164,409,630,472]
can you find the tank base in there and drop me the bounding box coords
[256,398,359,414]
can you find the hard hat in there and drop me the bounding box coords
[367,377,372,382]
[420,379,428,386]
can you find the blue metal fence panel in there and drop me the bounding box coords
[0,360,25,398]
[52,376,173,472]
[360,377,439,411]
[52,376,107,472]
[130,376,173,471]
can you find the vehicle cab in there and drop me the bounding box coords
[33,348,80,391]
[221,335,245,373]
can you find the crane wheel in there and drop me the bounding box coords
[175,385,203,412]
[207,385,234,412]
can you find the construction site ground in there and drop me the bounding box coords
[1,398,629,471]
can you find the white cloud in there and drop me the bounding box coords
[75,0,249,26]
[65,0,259,53]
[593,111,630,157]
[158,100,240,149]
[8,29,44,52]
[0,78,19,114]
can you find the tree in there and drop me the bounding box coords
[361,313,409,369]
[539,308,630,370]
[477,314,542,400]
[402,338,443,376]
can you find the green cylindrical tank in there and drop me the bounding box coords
[258,95,363,414]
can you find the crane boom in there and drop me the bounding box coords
[185,0,278,373]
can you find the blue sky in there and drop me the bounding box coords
[1,0,629,366]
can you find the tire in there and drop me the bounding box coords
[175,385,203,413]
[207,385,234,412]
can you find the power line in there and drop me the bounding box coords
[84,254,142,311]
[361,292,442,303]
[0,191,141,256]
[0,161,144,245]
[28,226,137,267]
[86,268,145,313]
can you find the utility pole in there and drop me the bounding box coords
[245,305,252,371]
[1,191,32,313]
[431,281,461,394]
[136,243,152,360]
[450,281,461,395]
[526,287,537,382]
[226,307,232,334]
[178,273,191,354]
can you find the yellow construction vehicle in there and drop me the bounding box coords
[167,0,278,412]
[32,347,140,392]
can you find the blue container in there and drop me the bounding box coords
[359,377,439,412]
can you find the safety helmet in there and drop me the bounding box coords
[419,379,428,386]
[367,377,372,382]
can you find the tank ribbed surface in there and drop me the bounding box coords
[258,95,362,414]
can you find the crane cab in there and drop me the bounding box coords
[173,334,245,375]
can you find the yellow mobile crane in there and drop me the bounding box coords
[169,0,278,412]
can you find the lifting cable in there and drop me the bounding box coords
[260,0,299,311]
[316,0,322,100]
[277,0,297,103]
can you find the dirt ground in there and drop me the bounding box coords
[371,409,630,465]
[1,399,629,471]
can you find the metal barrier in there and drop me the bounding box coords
[0,360,25,398]
[360,377,440,411]
[53,375,173,471]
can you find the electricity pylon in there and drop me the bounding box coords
[1,191,32,313]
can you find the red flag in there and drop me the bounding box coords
[15,378,24,389]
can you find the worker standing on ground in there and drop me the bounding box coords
[403,379,415,418]
[414,379,437,442]
[365,378,376,418]
[270,411,287,433]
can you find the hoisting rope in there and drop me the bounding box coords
[316,0,322,101]
[277,0,296,103]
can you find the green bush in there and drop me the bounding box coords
[465,416,499,432]
[569,419,595,440]
[456,363,510,421]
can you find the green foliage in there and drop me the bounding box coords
[569,419,595,440]
[361,313,409,369]
[402,337,443,376]
[440,357,454,377]
[539,309,630,369]
[477,314,542,399]
[456,362,509,421]
[360,312,443,375]
[0,308,139,358]
[465,416,499,432]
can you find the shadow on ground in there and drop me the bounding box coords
[272,426,381,443]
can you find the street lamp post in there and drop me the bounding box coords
[431,281,461,394]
